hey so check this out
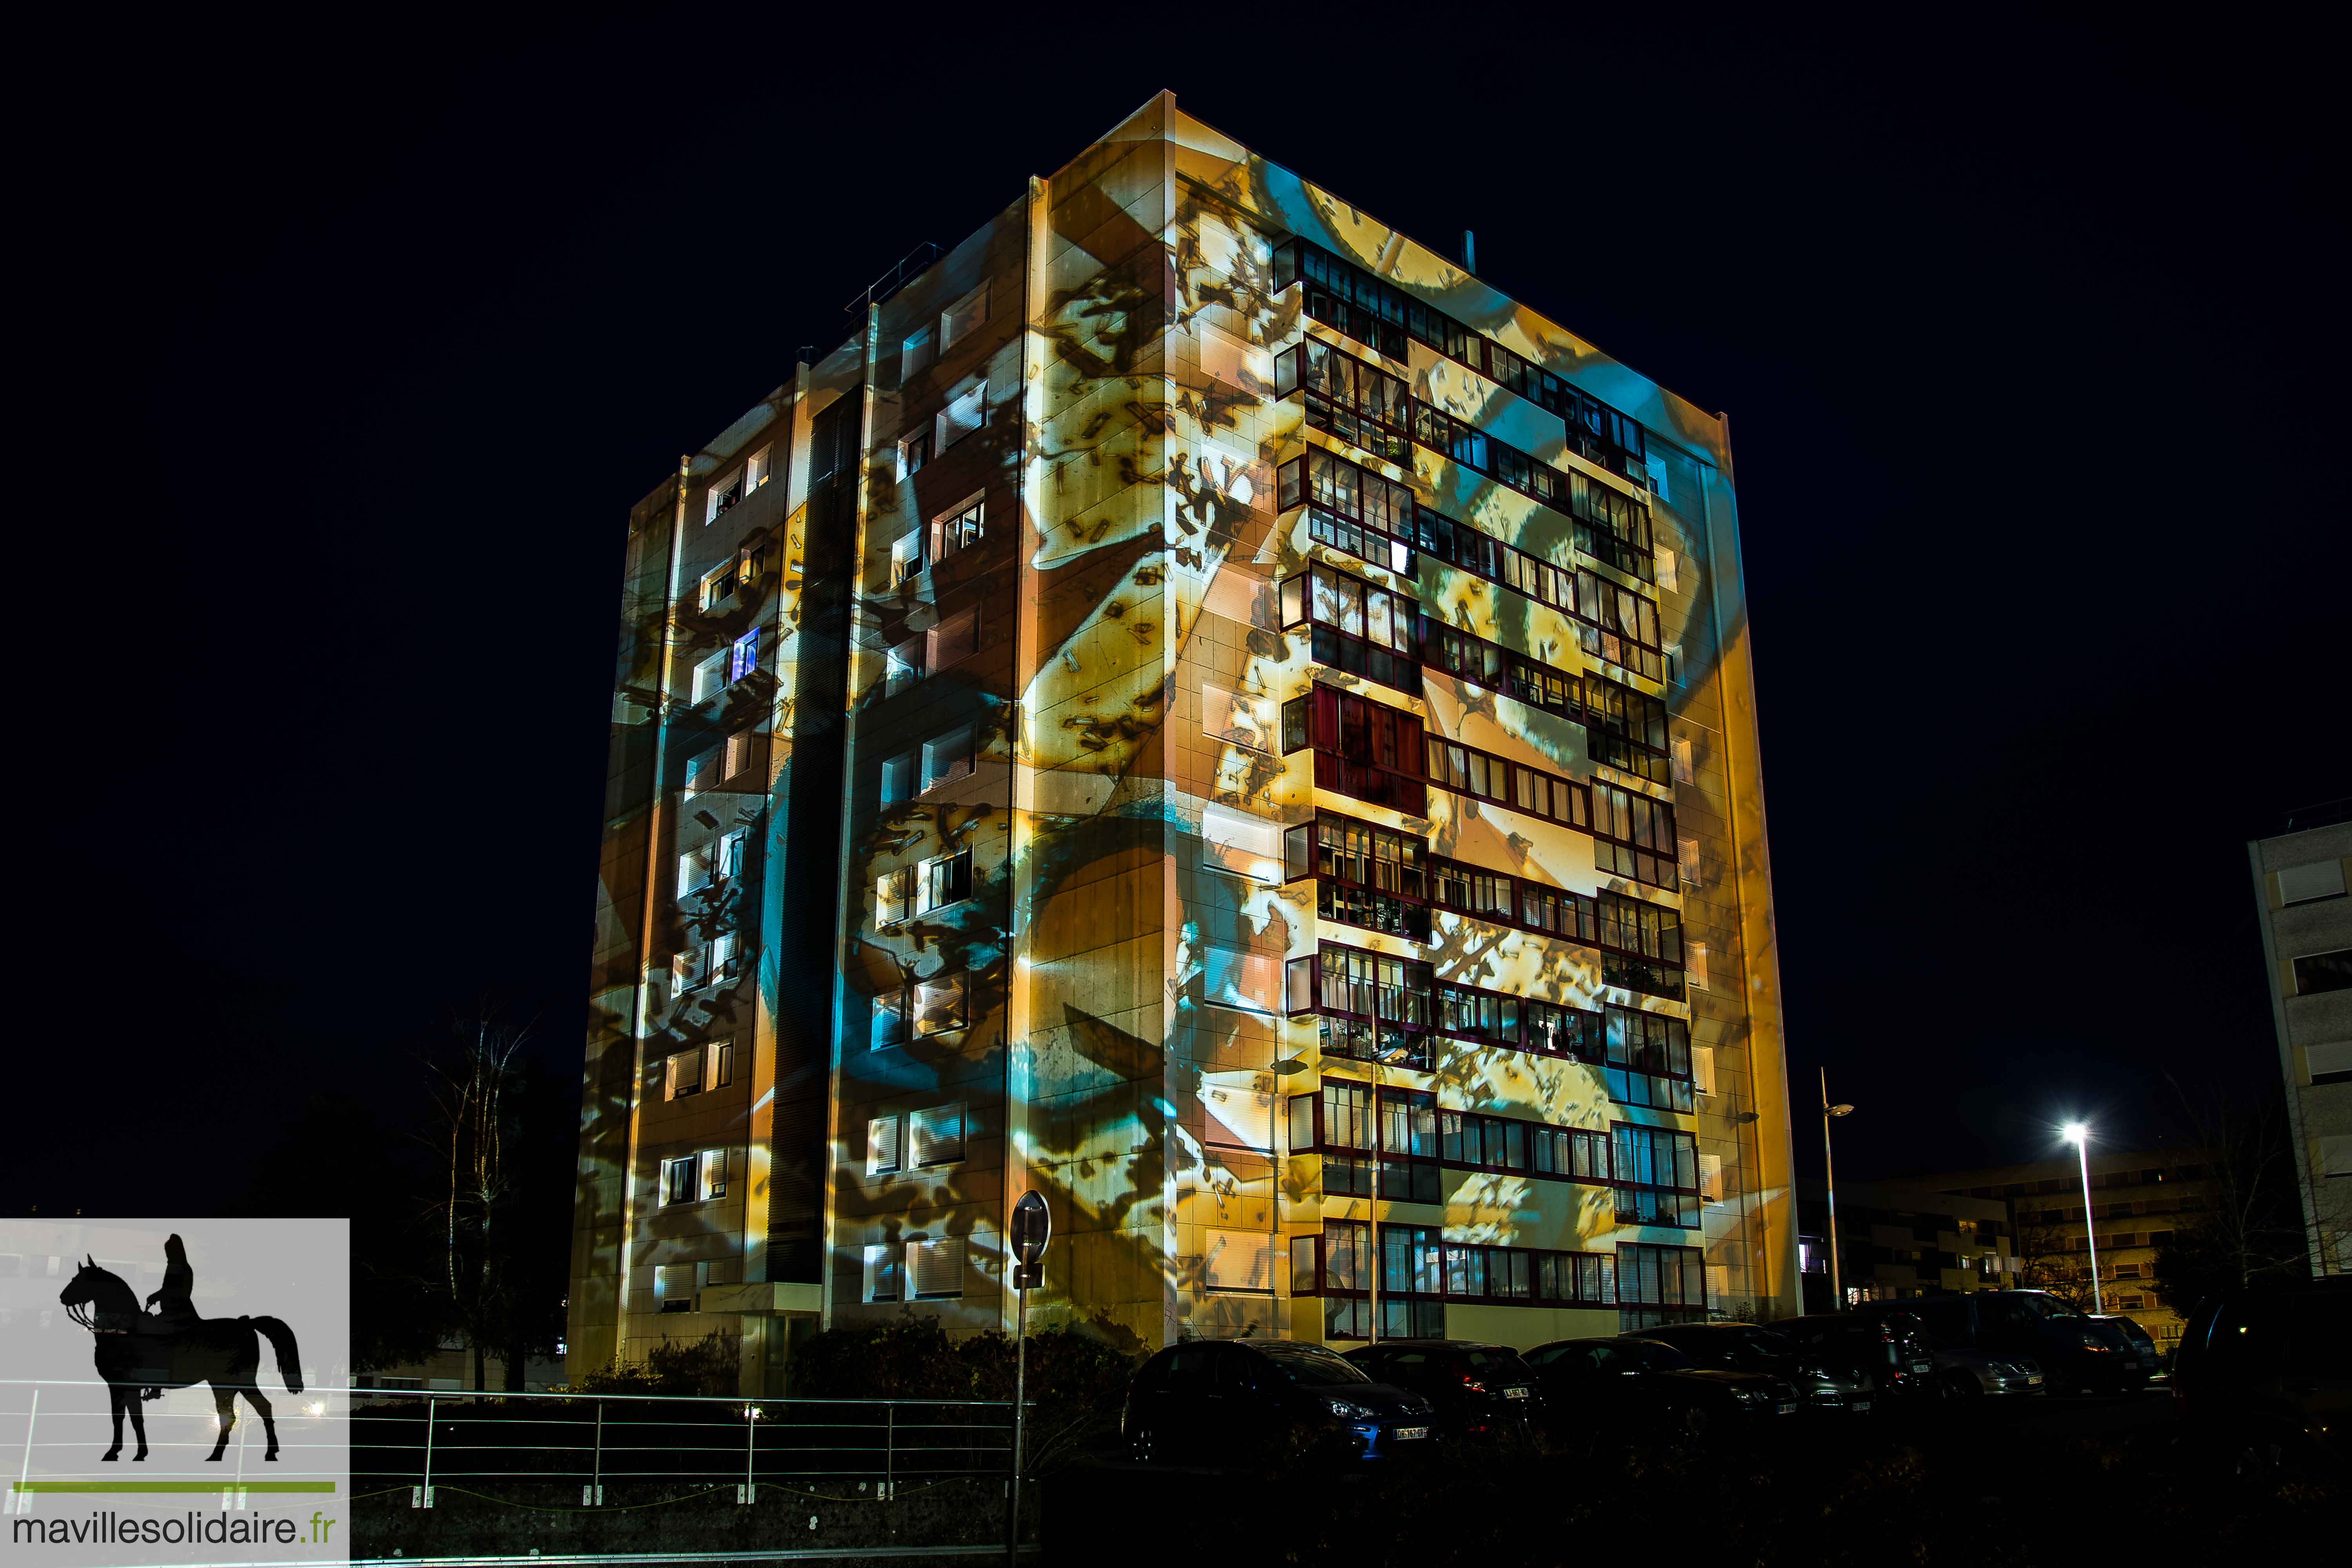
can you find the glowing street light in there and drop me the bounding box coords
[2063,1122,2103,1314]
[1821,1070,1855,1309]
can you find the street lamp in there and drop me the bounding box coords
[1821,1069,1854,1310]
[2063,1123,2103,1314]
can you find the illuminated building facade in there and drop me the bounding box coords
[569,93,1799,1391]
[2250,804,2352,1277]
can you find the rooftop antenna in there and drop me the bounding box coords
[1463,230,1477,273]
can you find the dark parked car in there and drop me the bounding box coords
[1524,1336,1798,1442]
[1122,1339,1436,1463]
[2090,1314,2163,1380]
[2173,1276,2351,1474]
[1617,1321,1872,1414]
[1853,1291,2127,1395]
[2083,1315,2154,1390]
[1342,1339,1541,1439]
[1773,1312,1937,1398]
[1927,1342,2045,1398]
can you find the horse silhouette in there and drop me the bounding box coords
[58,1255,303,1463]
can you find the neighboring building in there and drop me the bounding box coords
[1875,1152,2213,1347]
[568,91,1798,1394]
[355,1342,565,1394]
[1794,1176,2016,1313]
[2250,801,2352,1277]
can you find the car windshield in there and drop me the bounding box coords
[2014,1294,2083,1322]
[1462,1349,1533,1378]
[1626,1340,1695,1371]
[1254,1347,1370,1386]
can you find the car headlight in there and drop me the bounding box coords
[1730,1388,1765,1404]
[1324,1398,1376,1422]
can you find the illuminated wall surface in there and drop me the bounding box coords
[570,93,1800,1388]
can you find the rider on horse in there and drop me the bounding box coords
[137,1234,198,1400]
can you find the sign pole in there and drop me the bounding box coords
[1005,1191,1049,1568]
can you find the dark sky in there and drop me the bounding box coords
[23,9,2344,1216]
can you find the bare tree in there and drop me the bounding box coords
[422,1012,533,1391]
[2151,1081,2308,1312]
[2013,1218,2101,1313]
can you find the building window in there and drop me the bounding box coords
[1278,449,1415,575]
[1617,1242,1706,1330]
[1203,1230,1276,1294]
[936,378,986,452]
[1297,1220,1617,1338]
[938,283,989,354]
[724,730,754,781]
[1613,1124,1700,1227]
[671,932,741,995]
[663,1047,702,1100]
[1583,677,1671,786]
[1443,1111,1610,1185]
[728,628,761,684]
[1290,943,1436,1071]
[862,1243,901,1303]
[1296,1080,1441,1203]
[2293,950,2352,996]
[928,607,978,672]
[1282,686,1427,816]
[867,1115,903,1176]
[878,849,969,928]
[1205,1080,1275,1151]
[655,1262,696,1312]
[1591,784,1678,890]
[900,325,934,382]
[700,561,738,611]
[2279,860,2347,906]
[678,829,748,900]
[932,496,986,566]
[885,635,924,697]
[1687,942,1710,992]
[1284,815,1431,942]
[908,1236,964,1299]
[890,529,925,584]
[1604,1007,1693,1111]
[879,752,915,808]
[1596,891,1684,1000]
[921,724,976,792]
[662,1154,698,1206]
[1278,562,1420,695]
[874,971,972,1047]
[898,427,933,481]
[706,472,744,525]
[909,1104,965,1168]
[691,650,728,704]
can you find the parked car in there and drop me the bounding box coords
[1617,1321,1873,1415]
[1772,1312,1937,1399]
[1853,1291,2126,1395]
[1122,1339,1436,1463]
[2172,1276,2351,1475]
[1341,1339,1541,1439]
[2084,1315,2156,1390]
[1524,1336,1798,1443]
[1928,1343,2045,1399]
[2091,1314,2163,1381]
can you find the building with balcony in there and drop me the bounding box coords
[568,93,1798,1392]
[2250,801,2352,1277]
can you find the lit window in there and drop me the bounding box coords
[705,470,744,524]
[662,1155,699,1205]
[900,325,934,382]
[700,562,738,611]
[886,635,924,696]
[890,531,924,585]
[879,752,915,808]
[877,866,913,926]
[723,730,753,781]
[704,1039,733,1091]
[663,1048,703,1100]
[728,628,761,684]
[744,445,771,493]
[932,498,985,564]
[691,651,728,704]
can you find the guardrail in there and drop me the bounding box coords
[350,1388,1022,1508]
[3,1378,342,1513]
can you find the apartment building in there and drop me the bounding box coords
[1794,1176,2016,1313]
[1877,1153,2211,1346]
[2250,802,2352,1277]
[568,93,1798,1393]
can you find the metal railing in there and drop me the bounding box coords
[4,1378,342,1513]
[350,1388,1024,1508]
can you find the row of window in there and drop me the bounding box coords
[888,495,988,587]
[884,606,980,697]
[1417,612,1674,787]
[861,1236,964,1303]
[866,1103,965,1175]
[871,969,973,1047]
[899,282,990,383]
[660,1148,731,1206]
[1280,340,1659,583]
[1287,812,1686,998]
[697,539,773,612]
[1294,1225,1706,1339]
[1283,685,1678,884]
[1273,238,1649,481]
[877,723,978,804]
[1285,940,1697,1109]
[1280,449,1665,681]
[661,1040,735,1100]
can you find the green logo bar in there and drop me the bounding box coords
[12,1482,338,1494]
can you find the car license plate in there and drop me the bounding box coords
[1909,1362,1932,1374]
[1777,1403,1798,1416]
[1394,1426,1429,1441]
[2027,1374,2044,1386]
[1503,1387,1530,1399]
[1851,1400,1871,1413]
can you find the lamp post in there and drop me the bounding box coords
[2063,1123,2103,1314]
[1820,1069,1854,1310]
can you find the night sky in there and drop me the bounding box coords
[25,11,2344,1218]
